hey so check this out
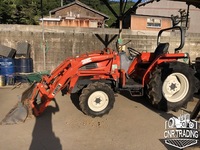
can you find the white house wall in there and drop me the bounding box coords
[137,0,200,33]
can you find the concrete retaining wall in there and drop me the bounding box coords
[0,25,199,72]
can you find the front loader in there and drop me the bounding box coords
[1,26,198,125]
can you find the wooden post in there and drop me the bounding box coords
[191,99,200,119]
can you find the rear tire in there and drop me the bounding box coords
[147,62,198,111]
[79,82,115,117]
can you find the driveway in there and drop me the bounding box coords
[0,85,199,150]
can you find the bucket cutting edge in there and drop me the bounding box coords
[0,82,36,125]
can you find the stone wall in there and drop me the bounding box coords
[0,25,199,72]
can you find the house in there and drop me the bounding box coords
[130,0,200,33]
[130,14,172,31]
[41,0,109,28]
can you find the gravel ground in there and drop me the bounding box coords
[0,84,199,150]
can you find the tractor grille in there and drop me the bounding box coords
[80,63,97,70]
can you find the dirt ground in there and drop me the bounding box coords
[0,84,199,150]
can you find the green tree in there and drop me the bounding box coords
[79,0,104,10]
[42,0,60,16]
[0,0,61,25]
[12,0,39,24]
[0,0,135,27]
[0,0,16,23]
[64,0,74,5]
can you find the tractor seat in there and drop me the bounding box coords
[154,42,169,57]
[136,43,169,69]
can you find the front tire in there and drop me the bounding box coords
[79,82,115,117]
[147,62,198,111]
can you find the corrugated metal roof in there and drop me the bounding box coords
[49,0,109,19]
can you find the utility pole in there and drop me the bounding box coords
[41,0,46,70]
[61,0,63,7]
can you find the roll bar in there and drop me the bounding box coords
[157,26,185,52]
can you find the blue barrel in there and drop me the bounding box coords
[6,75,15,85]
[0,75,5,86]
[0,58,15,76]
[14,58,33,73]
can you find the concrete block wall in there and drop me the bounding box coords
[0,25,199,72]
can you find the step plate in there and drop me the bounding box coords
[121,78,143,96]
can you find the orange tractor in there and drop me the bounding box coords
[1,25,199,125]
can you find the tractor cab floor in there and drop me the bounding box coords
[123,78,143,88]
[121,78,143,96]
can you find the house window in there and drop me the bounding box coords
[89,20,97,28]
[147,18,161,28]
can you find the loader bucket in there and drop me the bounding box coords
[0,83,36,125]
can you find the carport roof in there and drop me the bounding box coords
[169,0,200,8]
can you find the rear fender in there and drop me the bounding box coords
[142,53,189,85]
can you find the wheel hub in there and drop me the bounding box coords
[88,91,109,112]
[95,97,102,104]
[162,73,189,103]
[166,79,181,94]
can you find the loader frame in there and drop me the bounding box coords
[26,26,192,116]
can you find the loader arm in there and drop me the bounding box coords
[28,50,116,116]
[40,54,114,97]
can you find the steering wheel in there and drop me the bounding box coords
[102,48,113,54]
[127,47,141,58]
